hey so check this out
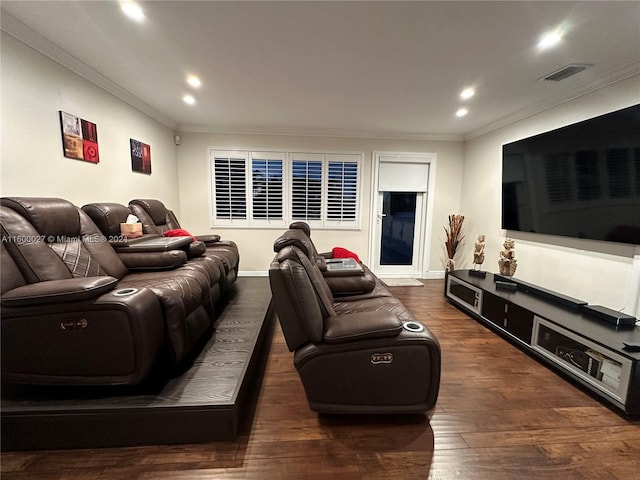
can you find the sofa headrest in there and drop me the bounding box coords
[288,221,311,238]
[275,244,303,264]
[1,197,80,239]
[82,203,131,237]
[273,229,314,258]
[129,199,167,225]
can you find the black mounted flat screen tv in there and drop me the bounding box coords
[502,104,640,245]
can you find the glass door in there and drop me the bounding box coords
[380,192,416,265]
[374,191,424,276]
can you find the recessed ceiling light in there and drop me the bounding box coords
[120,1,145,22]
[538,30,562,50]
[183,94,196,105]
[456,108,468,118]
[460,88,475,100]
[186,75,202,89]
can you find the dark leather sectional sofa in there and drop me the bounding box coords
[269,224,441,415]
[0,197,238,387]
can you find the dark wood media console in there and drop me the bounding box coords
[445,270,640,416]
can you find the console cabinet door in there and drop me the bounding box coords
[505,302,534,344]
[481,292,534,344]
[481,291,505,326]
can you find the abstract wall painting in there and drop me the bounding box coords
[130,138,151,175]
[59,111,99,163]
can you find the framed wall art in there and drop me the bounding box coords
[59,111,99,163]
[130,138,151,174]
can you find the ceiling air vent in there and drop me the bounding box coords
[540,64,593,82]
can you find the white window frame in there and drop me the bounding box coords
[209,148,362,229]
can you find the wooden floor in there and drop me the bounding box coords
[3,279,640,479]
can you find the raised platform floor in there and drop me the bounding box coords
[1,277,275,451]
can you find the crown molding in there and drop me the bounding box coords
[463,63,640,141]
[176,124,464,142]
[1,12,178,130]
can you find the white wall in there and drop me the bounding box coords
[175,132,464,274]
[0,32,180,208]
[461,74,640,317]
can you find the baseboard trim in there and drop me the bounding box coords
[238,271,269,277]
[423,271,446,280]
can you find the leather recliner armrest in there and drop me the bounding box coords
[323,274,376,296]
[315,255,328,272]
[1,276,118,307]
[188,240,206,258]
[198,234,221,245]
[323,268,365,278]
[118,250,187,270]
[323,311,402,344]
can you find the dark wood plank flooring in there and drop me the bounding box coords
[3,279,640,479]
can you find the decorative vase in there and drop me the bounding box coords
[446,258,455,272]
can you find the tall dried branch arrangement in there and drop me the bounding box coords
[444,214,465,259]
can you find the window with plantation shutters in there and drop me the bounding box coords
[251,153,283,221]
[327,157,358,222]
[212,152,247,221]
[291,156,323,221]
[210,149,361,228]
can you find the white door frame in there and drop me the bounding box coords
[369,151,437,278]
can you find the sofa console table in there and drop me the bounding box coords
[445,270,640,416]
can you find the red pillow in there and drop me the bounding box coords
[164,228,198,241]
[332,247,360,263]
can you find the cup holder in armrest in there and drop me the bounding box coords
[403,321,425,333]
[113,288,139,297]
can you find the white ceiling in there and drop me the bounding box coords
[2,1,639,140]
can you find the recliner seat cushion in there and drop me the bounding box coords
[118,269,211,362]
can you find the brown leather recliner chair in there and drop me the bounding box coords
[128,199,239,291]
[269,230,441,414]
[287,221,390,299]
[0,197,215,386]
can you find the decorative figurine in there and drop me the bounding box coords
[467,233,487,277]
[473,234,485,270]
[498,237,518,277]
